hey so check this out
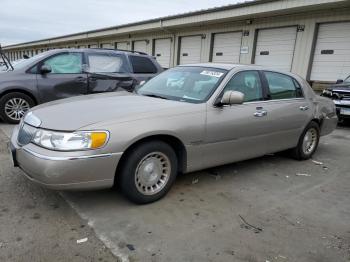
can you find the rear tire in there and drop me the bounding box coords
[0,92,35,124]
[118,141,178,204]
[290,121,320,160]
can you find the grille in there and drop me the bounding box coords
[17,123,37,146]
[343,94,350,100]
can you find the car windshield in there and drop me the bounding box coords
[344,75,350,83]
[11,53,47,70]
[137,66,227,103]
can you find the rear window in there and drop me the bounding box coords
[129,55,157,74]
[263,71,303,99]
[87,53,128,73]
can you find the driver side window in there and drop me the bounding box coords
[43,53,83,74]
[223,71,263,102]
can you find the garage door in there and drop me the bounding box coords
[154,38,172,68]
[310,22,350,81]
[100,43,113,49]
[133,40,148,54]
[212,32,242,63]
[254,27,297,72]
[115,42,128,50]
[88,44,98,48]
[179,36,202,65]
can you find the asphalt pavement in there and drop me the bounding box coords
[0,122,349,262]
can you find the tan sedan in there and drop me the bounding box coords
[10,64,337,204]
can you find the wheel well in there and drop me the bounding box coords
[311,118,322,128]
[0,89,38,105]
[115,135,187,183]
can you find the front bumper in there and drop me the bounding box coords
[10,125,122,190]
[334,100,350,119]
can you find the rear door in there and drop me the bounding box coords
[258,71,312,152]
[85,52,133,92]
[36,52,88,103]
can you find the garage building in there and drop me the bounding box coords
[3,0,350,88]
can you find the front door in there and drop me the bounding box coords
[203,70,271,169]
[36,52,88,103]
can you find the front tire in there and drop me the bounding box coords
[119,141,178,204]
[0,92,35,124]
[291,121,320,160]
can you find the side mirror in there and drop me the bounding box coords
[336,79,343,84]
[40,64,52,74]
[218,91,244,106]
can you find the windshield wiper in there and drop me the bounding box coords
[142,94,169,100]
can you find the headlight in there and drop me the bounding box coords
[32,129,109,151]
[322,90,332,96]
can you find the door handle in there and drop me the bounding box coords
[254,110,267,117]
[75,77,86,83]
[299,105,309,111]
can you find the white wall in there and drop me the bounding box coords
[4,7,350,82]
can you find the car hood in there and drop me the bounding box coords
[327,84,350,92]
[29,92,201,130]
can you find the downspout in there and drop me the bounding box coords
[159,19,176,67]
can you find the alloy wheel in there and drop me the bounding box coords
[4,98,30,121]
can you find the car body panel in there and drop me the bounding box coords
[0,49,162,116]
[36,72,89,103]
[10,64,337,190]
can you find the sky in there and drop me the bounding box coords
[0,0,244,46]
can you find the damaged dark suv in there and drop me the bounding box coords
[321,75,350,121]
[0,48,163,123]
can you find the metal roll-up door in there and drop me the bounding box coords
[154,38,172,68]
[310,22,350,81]
[100,43,113,49]
[179,36,202,65]
[115,42,128,50]
[133,40,148,54]
[254,26,297,72]
[212,32,242,63]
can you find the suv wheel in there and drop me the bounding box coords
[119,141,178,204]
[0,92,35,124]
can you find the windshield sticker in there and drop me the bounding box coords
[200,70,224,78]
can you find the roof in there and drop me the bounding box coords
[178,63,303,78]
[3,0,273,48]
[179,63,240,70]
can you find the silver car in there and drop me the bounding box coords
[10,64,337,204]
